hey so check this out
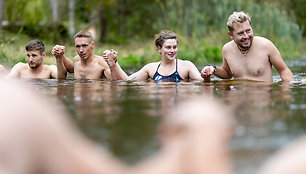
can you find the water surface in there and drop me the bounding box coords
[28,58,305,174]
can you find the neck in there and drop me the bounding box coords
[161,57,176,66]
[237,45,250,56]
[81,54,94,65]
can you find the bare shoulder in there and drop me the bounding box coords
[73,56,81,63]
[12,62,28,70]
[254,36,274,46]
[94,55,109,67]
[46,64,57,70]
[178,59,196,67]
[143,62,159,70]
[222,41,235,53]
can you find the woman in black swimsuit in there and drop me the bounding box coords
[103,30,203,82]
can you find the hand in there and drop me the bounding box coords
[51,45,65,58]
[201,66,216,78]
[103,49,118,67]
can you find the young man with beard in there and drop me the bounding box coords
[51,30,125,80]
[201,11,294,82]
[6,40,57,79]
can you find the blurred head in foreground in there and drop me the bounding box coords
[0,79,235,174]
[157,96,235,174]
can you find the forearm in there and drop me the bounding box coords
[109,63,129,80]
[56,57,68,79]
[279,68,294,81]
[214,66,232,79]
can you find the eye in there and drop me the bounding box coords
[76,45,80,48]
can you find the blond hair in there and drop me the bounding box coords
[227,11,251,33]
[74,30,94,42]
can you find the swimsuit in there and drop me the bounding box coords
[153,59,183,82]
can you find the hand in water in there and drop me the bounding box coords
[201,66,216,78]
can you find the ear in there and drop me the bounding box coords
[92,41,95,47]
[228,31,233,40]
[42,52,46,59]
[157,46,162,54]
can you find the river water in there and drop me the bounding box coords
[27,58,305,174]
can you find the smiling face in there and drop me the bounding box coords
[75,37,95,60]
[229,21,254,49]
[27,50,45,69]
[158,39,178,61]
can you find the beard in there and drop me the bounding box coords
[29,62,41,69]
[237,37,253,49]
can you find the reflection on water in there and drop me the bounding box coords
[27,59,305,174]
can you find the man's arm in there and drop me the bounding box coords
[201,47,233,80]
[51,45,74,79]
[103,50,128,80]
[268,41,294,81]
[5,63,24,79]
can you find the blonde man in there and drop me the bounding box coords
[51,30,125,80]
[6,40,57,79]
[201,11,293,82]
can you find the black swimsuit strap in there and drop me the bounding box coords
[156,62,162,72]
[156,59,178,74]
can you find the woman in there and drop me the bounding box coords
[103,30,203,82]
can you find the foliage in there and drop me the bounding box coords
[1,0,305,67]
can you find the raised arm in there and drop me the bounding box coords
[268,40,294,81]
[103,49,128,80]
[51,45,74,79]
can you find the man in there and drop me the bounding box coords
[51,30,125,80]
[6,40,57,79]
[201,11,294,82]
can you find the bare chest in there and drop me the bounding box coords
[74,62,105,79]
[20,69,52,79]
[226,51,272,79]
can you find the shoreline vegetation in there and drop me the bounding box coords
[0,0,305,70]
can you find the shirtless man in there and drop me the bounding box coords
[51,30,125,80]
[201,11,294,82]
[6,40,57,79]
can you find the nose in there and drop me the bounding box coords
[29,56,34,61]
[79,46,84,52]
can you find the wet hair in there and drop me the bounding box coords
[25,40,45,55]
[154,30,178,49]
[227,11,251,34]
[74,30,94,42]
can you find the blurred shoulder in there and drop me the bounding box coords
[13,62,27,69]
[254,36,274,46]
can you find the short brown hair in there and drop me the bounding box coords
[74,30,94,41]
[25,40,45,55]
[227,11,251,34]
[154,30,178,48]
